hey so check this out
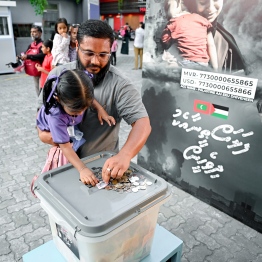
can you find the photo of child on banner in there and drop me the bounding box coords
[161,0,219,71]
[144,0,253,76]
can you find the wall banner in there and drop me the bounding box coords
[138,0,262,232]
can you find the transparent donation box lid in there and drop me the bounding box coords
[35,151,171,238]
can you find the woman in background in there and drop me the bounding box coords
[120,25,130,55]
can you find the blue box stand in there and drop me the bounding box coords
[23,224,183,262]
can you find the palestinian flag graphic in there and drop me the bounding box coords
[194,100,229,119]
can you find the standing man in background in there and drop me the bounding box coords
[69,24,79,62]
[133,22,145,70]
[21,25,45,96]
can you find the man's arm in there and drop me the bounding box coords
[26,52,45,63]
[22,43,45,63]
[37,126,57,146]
[102,117,151,183]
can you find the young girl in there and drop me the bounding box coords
[110,36,118,66]
[51,18,70,68]
[35,39,53,89]
[37,69,115,186]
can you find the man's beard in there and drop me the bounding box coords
[76,54,110,87]
[31,36,40,41]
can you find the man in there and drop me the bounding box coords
[38,20,151,184]
[68,24,79,62]
[133,22,145,70]
[21,25,45,96]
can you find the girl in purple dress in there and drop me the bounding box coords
[37,69,115,185]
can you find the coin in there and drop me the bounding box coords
[125,169,133,175]
[91,166,150,193]
[115,183,123,189]
[112,180,118,185]
[132,187,139,193]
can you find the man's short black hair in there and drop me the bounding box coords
[31,25,42,33]
[77,19,114,47]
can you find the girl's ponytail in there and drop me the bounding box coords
[43,77,57,115]
[43,69,67,115]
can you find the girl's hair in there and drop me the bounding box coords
[43,39,53,51]
[43,69,94,115]
[54,18,69,34]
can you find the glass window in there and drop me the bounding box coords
[0,17,9,35]
[13,24,32,37]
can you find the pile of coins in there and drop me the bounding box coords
[91,167,153,193]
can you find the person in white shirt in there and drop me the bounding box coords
[133,22,145,70]
[51,18,70,68]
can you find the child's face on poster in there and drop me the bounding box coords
[194,0,223,22]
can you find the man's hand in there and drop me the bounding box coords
[37,127,58,146]
[101,117,151,184]
[102,153,131,183]
[20,54,27,61]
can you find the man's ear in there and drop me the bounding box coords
[76,40,79,50]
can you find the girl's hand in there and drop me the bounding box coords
[92,99,116,126]
[80,167,99,186]
[61,32,68,38]
[98,110,116,126]
[35,64,42,72]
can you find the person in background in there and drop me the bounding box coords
[49,31,56,41]
[120,25,130,55]
[120,26,125,37]
[133,22,145,70]
[37,19,151,184]
[125,22,132,32]
[110,36,118,66]
[35,39,53,89]
[69,24,79,62]
[20,25,45,96]
[37,69,115,185]
[51,18,70,68]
